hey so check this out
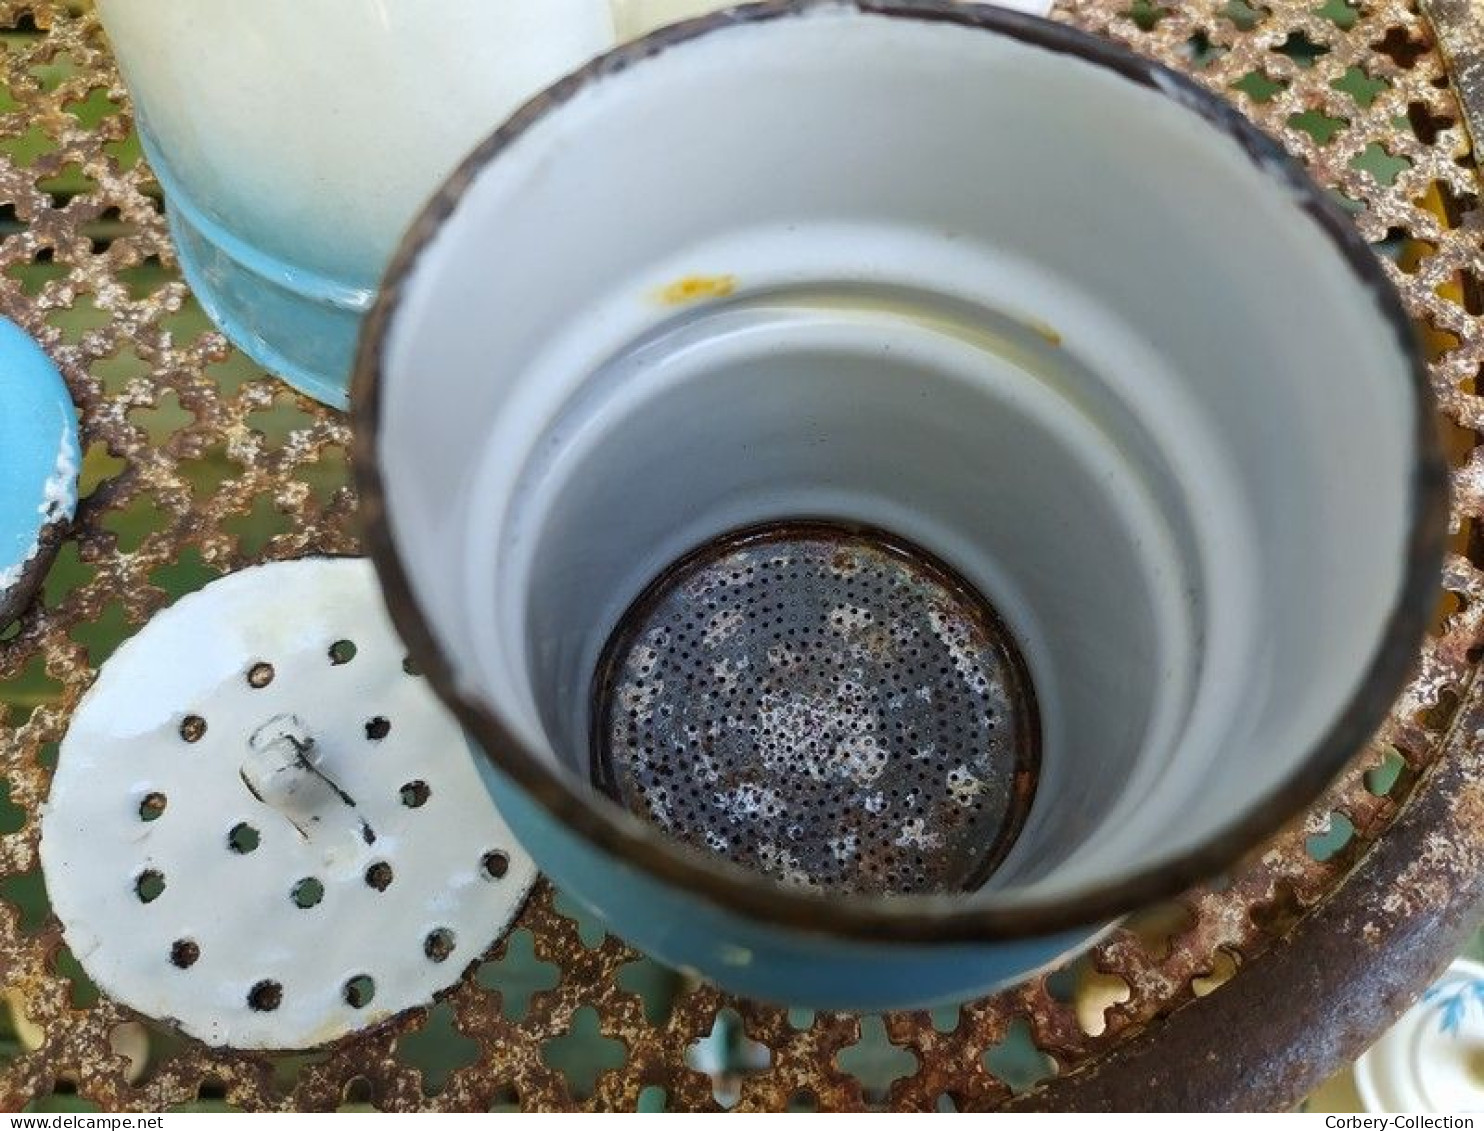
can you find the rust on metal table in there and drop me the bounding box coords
[0,0,1482,1111]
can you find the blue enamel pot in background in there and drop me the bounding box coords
[352,1,1445,1009]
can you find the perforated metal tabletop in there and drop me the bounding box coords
[1,0,1482,1111]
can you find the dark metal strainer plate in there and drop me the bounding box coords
[591,522,1039,896]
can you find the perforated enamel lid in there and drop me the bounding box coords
[40,557,536,1050]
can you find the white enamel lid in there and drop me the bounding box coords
[40,557,537,1050]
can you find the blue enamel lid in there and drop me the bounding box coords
[0,317,80,624]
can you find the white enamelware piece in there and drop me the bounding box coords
[1357,959,1484,1114]
[40,558,537,1050]
[360,1,1441,1006]
[378,3,1426,901]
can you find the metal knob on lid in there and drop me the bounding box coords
[39,558,536,1050]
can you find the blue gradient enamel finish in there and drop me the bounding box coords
[0,317,79,614]
[470,748,1098,1010]
[137,122,369,409]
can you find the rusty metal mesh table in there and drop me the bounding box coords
[1,0,1483,1112]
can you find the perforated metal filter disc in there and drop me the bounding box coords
[592,522,1039,895]
[39,558,537,1051]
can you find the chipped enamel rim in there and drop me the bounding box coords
[0,421,76,591]
[351,0,1448,944]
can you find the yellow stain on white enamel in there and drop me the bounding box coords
[1027,318,1062,347]
[656,274,737,305]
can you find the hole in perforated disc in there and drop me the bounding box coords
[591,521,1040,896]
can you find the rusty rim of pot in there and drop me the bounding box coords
[350,0,1449,944]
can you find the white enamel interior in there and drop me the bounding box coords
[614,0,1053,40]
[377,7,1418,905]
